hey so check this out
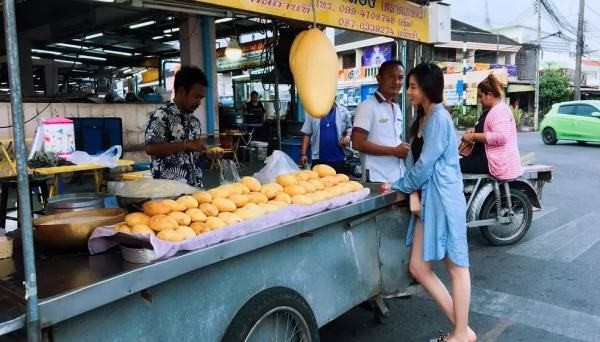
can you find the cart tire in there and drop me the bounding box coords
[479,189,532,246]
[222,287,319,342]
[542,128,557,145]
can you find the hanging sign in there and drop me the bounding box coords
[195,0,429,41]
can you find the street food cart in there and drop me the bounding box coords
[0,185,412,341]
[0,0,435,340]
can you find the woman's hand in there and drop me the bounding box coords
[461,128,475,143]
[409,192,421,217]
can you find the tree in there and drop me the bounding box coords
[539,62,572,115]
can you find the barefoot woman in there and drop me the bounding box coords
[393,63,476,342]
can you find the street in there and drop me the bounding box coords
[320,132,600,342]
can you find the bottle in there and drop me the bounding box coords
[380,181,392,193]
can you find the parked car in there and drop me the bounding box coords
[540,100,600,145]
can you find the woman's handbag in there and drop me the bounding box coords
[458,141,474,157]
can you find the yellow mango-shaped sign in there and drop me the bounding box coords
[289,28,338,118]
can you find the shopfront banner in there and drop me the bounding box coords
[216,39,270,72]
[437,62,517,78]
[196,0,429,42]
[339,66,379,82]
[361,43,394,67]
[443,68,508,106]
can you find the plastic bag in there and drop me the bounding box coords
[66,145,122,168]
[220,159,241,185]
[116,179,199,198]
[28,119,44,160]
[253,150,300,184]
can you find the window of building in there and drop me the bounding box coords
[341,52,356,69]
[474,50,497,64]
[434,48,456,62]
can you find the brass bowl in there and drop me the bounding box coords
[33,208,128,249]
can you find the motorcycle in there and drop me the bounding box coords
[463,164,554,245]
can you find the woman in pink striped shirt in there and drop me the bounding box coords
[460,75,523,180]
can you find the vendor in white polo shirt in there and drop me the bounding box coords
[352,60,410,183]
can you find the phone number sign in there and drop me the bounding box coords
[195,0,429,42]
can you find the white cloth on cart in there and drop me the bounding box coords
[89,188,370,261]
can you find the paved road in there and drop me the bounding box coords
[320,132,600,342]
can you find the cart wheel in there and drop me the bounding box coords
[479,189,532,246]
[577,140,587,145]
[222,287,319,342]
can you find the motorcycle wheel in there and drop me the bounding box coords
[479,189,532,246]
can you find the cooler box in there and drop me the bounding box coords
[69,118,123,156]
[281,138,311,165]
[42,117,76,157]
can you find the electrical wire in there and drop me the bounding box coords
[1,0,109,129]
[504,1,537,27]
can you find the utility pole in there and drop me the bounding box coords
[496,33,500,63]
[534,0,541,130]
[462,32,467,117]
[574,0,585,100]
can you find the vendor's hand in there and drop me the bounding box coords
[392,143,410,159]
[186,139,206,154]
[300,155,308,166]
[340,136,351,146]
[409,192,421,217]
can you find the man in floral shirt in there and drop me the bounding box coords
[145,66,207,187]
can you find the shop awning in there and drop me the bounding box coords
[507,84,535,93]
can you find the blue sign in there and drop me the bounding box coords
[361,84,379,101]
[456,80,464,95]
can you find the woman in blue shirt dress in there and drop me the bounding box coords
[393,63,475,342]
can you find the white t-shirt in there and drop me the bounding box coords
[353,91,405,183]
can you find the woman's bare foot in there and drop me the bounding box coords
[467,326,477,342]
[444,327,476,342]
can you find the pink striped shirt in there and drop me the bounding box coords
[484,102,523,180]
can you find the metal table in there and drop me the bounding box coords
[0,187,411,340]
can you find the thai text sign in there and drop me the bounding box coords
[195,0,429,41]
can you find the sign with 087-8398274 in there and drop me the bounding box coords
[192,0,429,42]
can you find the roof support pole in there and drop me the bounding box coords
[2,0,41,340]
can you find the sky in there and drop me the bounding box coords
[444,0,600,59]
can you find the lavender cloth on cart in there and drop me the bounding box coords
[89,188,370,260]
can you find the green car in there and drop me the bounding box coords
[540,100,600,144]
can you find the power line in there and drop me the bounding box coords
[540,0,578,36]
[585,3,600,18]
[505,1,537,27]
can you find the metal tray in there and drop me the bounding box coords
[33,208,127,249]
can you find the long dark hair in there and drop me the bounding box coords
[407,63,444,138]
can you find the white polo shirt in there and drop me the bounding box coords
[353,91,405,183]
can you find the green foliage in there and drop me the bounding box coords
[510,105,524,127]
[539,63,572,111]
[452,105,478,128]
